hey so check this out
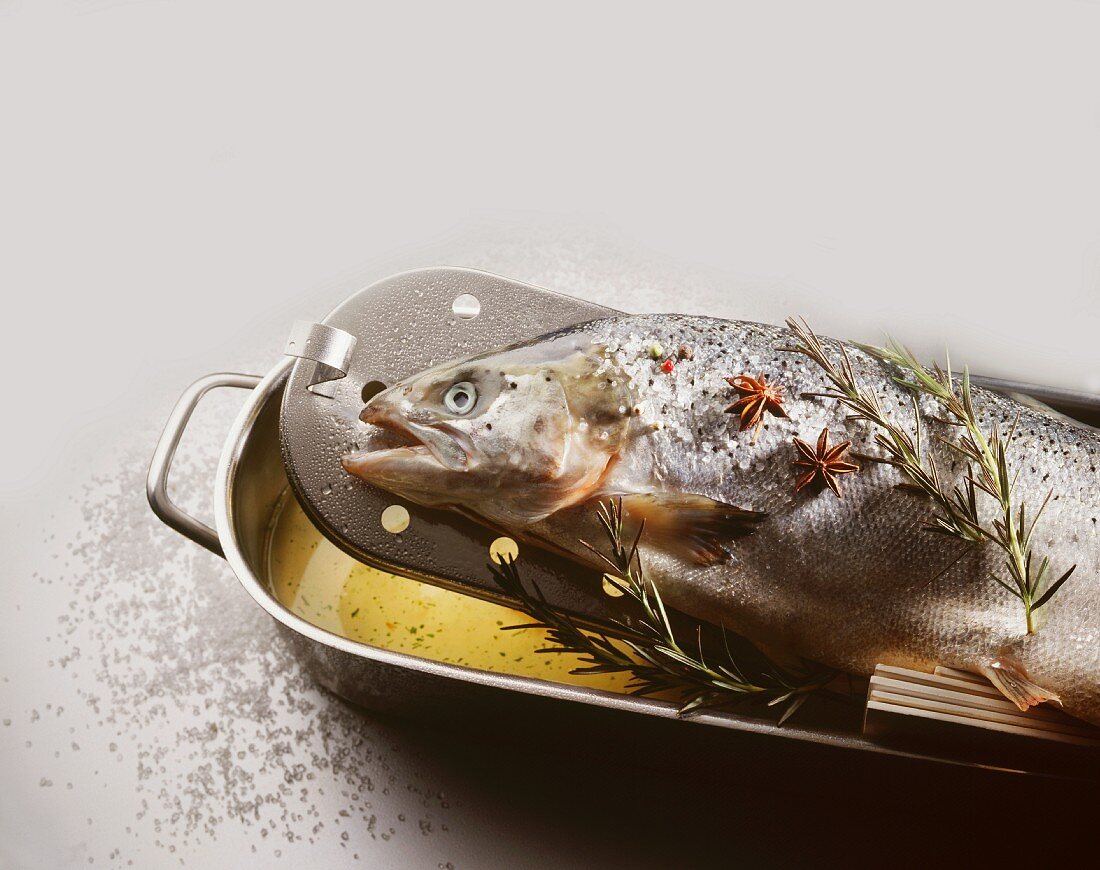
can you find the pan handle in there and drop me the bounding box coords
[146,372,263,557]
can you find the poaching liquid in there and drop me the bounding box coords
[265,493,633,692]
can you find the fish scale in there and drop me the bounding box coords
[346,313,1100,725]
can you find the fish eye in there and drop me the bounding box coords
[443,381,477,415]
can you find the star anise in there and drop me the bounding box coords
[724,373,789,444]
[792,428,860,497]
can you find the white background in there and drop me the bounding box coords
[2,1,1099,867]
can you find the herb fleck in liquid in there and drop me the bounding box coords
[265,494,633,691]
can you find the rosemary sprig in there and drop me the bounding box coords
[784,317,1075,634]
[489,498,836,725]
[855,338,1075,634]
[783,318,984,542]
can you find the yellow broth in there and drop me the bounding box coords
[265,494,634,692]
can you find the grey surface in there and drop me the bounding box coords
[5,250,1097,870]
[4,2,1100,867]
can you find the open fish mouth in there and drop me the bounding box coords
[353,404,471,472]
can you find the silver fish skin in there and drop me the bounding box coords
[343,314,1100,725]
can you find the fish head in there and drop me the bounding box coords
[342,333,633,527]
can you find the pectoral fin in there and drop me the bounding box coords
[615,492,767,567]
[979,661,1062,711]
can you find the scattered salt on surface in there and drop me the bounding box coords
[4,427,457,866]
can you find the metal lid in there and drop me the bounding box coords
[279,267,631,624]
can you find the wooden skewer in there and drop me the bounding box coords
[863,663,1100,748]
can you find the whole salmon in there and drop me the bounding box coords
[343,315,1100,725]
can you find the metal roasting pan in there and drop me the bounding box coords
[147,267,1100,788]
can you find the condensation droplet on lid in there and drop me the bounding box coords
[488,536,519,564]
[380,505,409,534]
[451,293,480,320]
